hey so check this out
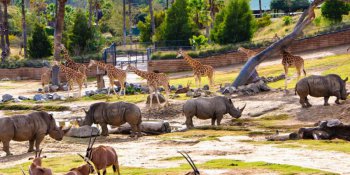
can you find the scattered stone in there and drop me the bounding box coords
[261,74,285,83]
[33,94,45,101]
[2,94,13,102]
[15,76,21,81]
[62,85,69,91]
[170,85,177,91]
[50,85,59,92]
[222,86,236,94]
[186,91,194,97]
[38,88,43,93]
[18,96,29,100]
[159,87,165,92]
[141,86,149,93]
[1,78,10,81]
[65,125,100,138]
[46,94,54,100]
[52,93,61,100]
[178,85,183,89]
[44,86,50,93]
[238,85,246,90]
[12,98,21,103]
[146,94,166,104]
[203,84,209,91]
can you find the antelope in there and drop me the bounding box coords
[28,149,53,175]
[64,154,95,175]
[175,81,192,94]
[178,151,200,175]
[85,134,121,175]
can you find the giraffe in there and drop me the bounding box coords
[126,65,170,109]
[272,33,281,42]
[60,44,88,88]
[237,47,258,58]
[281,49,306,90]
[53,61,86,97]
[41,68,51,92]
[88,60,126,96]
[176,49,214,88]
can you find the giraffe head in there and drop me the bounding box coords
[176,49,184,58]
[126,64,136,72]
[88,60,97,69]
[237,47,245,53]
[52,61,60,66]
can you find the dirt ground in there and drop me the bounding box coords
[1,45,350,174]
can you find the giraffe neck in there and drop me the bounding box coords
[62,48,73,62]
[183,54,199,67]
[95,61,108,70]
[132,68,150,79]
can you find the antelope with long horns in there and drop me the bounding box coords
[178,151,200,175]
[28,149,53,175]
[84,132,121,175]
[64,154,96,175]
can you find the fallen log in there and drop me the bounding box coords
[109,121,171,135]
[66,125,100,138]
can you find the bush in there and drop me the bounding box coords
[0,59,50,69]
[210,0,254,44]
[69,9,93,55]
[283,16,292,26]
[270,0,310,12]
[189,35,208,50]
[137,11,165,42]
[256,14,272,28]
[28,23,53,59]
[321,0,349,23]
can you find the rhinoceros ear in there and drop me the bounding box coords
[344,77,348,82]
[229,98,232,104]
[49,113,54,120]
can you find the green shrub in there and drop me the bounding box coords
[283,16,292,26]
[321,0,349,23]
[69,9,93,55]
[190,35,208,50]
[256,14,272,29]
[28,23,53,59]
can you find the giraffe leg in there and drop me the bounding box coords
[164,85,170,107]
[149,87,154,110]
[198,76,202,89]
[155,89,161,108]
[296,67,301,82]
[284,66,288,91]
[120,80,125,96]
[194,74,199,89]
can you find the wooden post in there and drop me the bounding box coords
[96,68,105,89]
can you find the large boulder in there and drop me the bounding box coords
[2,94,13,102]
[109,121,171,135]
[18,96,30,100]
[33,94,45,101]
[203,85,209,91]
[146,94,166,104]
[65,125,100,138]
[50,85,59,92]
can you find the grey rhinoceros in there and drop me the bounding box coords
[80,102,142,137]
[0,111,70,156]
[295,74,348,108]
[183,96,246,128]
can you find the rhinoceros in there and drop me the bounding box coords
[295,74,348,108]
[183,96,246,128]
[80,102,142,137]
[0,111,70,156]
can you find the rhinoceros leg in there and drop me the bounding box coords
[2,140,12,156]
[299,96,308,108]
[305,97,312,107]
[211,118,216,126]
[185,115,194,129]
[100,123,109,136]
[216,114,223,126]
[324,96,330,106]
[28,139,35,152]
[35,135,45,152]
[335,93,341,104]
[130,124,138,138]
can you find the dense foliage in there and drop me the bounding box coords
[321,0,349,23]
[270,0,310,12]
[210,0,254,44]
[28,23,52,59]
[69,9,93,55]
[137,11,165,42]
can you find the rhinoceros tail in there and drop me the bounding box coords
[303,69,306,76]
[295,84,297,95]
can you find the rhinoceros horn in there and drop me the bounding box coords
[238,104,246,114]
[83,108,88,114]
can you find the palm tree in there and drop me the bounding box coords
[21,0,27,58]
[0,3,5,62]
[53,0,67,59]
[2,0,10,55]
[88,0,92,27]
[123,0,126,45]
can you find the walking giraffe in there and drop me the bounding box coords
[281,49,306,90]
[60,44,88,87]
[53,61,86,97]
[88,60,126,96]
[176,49,214,88]
[238,47,258,58]
[126,65,170,109]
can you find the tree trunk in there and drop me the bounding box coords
[88,0,92,28]
[108,121,171,135]
[128,0,132,43]
[3,0,9,55]
[209,0,214,30]
[95,0,99,27]
[21,0,27,58]
[54,0,67,60]
[232,0,327,87]
[122,0,126,46]
[259,0,262,17]
[149,0,155,36]
[0,3,5,63]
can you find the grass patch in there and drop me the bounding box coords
[81,94,147,103]
[0,156,334,175]
[259,114,291,121]
[160,129,249,141]
[160,156,184,161]
[0,103,70,111]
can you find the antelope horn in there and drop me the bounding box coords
[183,151,199,174]
[347,47,350,52]
[178,151,198,174]
[88,129,93,149]
[83,108,88,114]
[38,148,43,158]
[20,167,26,175]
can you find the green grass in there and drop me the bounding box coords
[0,156,334,175]
[79,94,147,103]
[160,156,184,161]
[0,103,70,111]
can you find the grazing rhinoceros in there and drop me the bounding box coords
[0,111,70,156]
[295,74,348,108]
[183,96,246,128]
[80,102,142,137]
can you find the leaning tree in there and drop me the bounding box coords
[232,0,350,87]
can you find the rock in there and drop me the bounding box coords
[50,85,59,92]
[247,84,260,93]
[170,85,177,91]
[1,78,10,81]
[62,85,69,91]
[38,88,43,93]
[18,96,29,100]
[85,90,93,97]
[203,85,209,91]
[65,125,100,138]
[222,86,236,95]
[158,87,165,92]
[258,83,271,92]
[46,94,54,100]
[52,93,61,100]
[146,94,166,104]
[33,94,45,101]
[2,94,13,102]
[186,91,193,97]
[109,121,171,135]
[44,86,50,93]
[141,86,149,93]
[12,98,21,103]
[16,76,21,81]
[178,85,183,89]
[238,85,246,90]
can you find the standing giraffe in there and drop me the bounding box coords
[281,49,306,90]
[40,68,51,92]
[88,60,126,96]
[238,47,258,58]
[126,65,170,108]
[176,49,214,88]
[53,61,86,97]
[60,44,88,87]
